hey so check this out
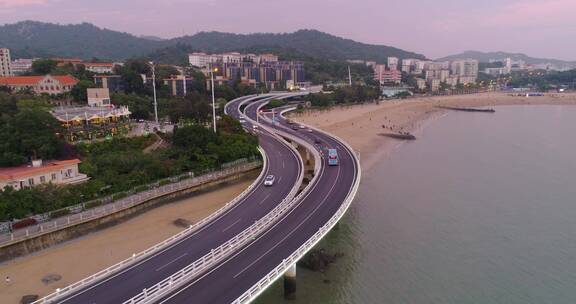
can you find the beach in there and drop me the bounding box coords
[290,92,576,170]
[0,176,255,303]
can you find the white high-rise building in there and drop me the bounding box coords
[0,48,13,76]
[387,57,399,70]
[188,52,222,68]
[450,59,479,78]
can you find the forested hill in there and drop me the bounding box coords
[0,21,426,63]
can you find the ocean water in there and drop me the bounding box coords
[255,105,576,304]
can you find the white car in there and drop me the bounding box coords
[264,175,275,186]
[239,118,246,123]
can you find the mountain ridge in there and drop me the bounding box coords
[437,50,576,68]
[0,21,426,64]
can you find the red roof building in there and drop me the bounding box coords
[0,159,89,190]
[0,75,79,95]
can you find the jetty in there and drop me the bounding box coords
[438,106,496,113]
[379,132,416,140]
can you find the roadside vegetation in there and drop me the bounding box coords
[0,116,258,221]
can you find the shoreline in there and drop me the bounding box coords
[290,92,576,171]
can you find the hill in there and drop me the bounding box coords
[165,29,426,63]
[0,21,163,60]
[437,51,576,69]
[0,21,426,64]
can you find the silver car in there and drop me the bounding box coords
[264,175,275,186]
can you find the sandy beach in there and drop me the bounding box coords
[0,175,255,303]
[290,92,576,171]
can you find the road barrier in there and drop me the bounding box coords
[232,122,362,304]
[121,95,317,304]
[32,151,267,304]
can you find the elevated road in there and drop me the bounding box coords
[156,93,360,303]
[47,96,304,304]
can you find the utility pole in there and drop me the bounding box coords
[348,65,352,86]
[150,62,159,125]
[210,64,217,133]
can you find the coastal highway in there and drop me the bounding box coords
[52,95,304,303]
[156,93,360,303]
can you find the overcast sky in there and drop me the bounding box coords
[1,0,574,60]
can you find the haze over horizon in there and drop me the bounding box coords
[0,0,574,61]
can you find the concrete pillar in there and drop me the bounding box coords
[284,264,297,300]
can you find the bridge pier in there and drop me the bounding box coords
[284,264,297,300]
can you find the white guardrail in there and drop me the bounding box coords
[232,112,362,304]
[0,161,259,246]
[32,149,268,304]
[120,95,320,304]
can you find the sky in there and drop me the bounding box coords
[0,0,575,60]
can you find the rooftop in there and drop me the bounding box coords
[0,159,81,181]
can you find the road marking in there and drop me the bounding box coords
[233,164,341,278]
[222,218,242,233]
[258,193,272,205]
[155,253,187,272]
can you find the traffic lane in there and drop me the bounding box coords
[61,131,302,303]
[160,147,355,303]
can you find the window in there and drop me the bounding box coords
[28,178,34,186]
[51,173,57,181]
[40,176,46,183]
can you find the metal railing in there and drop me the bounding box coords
[121,95,318,304]
[232,119,362,304]
[1,161,261,247]
[32,150,268,304]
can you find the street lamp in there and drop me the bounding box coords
[210,65,218,133]
[149,61,159,125]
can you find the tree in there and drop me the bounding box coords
[31,59,58,75]
[70,80,96,103]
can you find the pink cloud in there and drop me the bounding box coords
[0,0,47,8]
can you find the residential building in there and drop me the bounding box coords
[387,57,399,70]
[83,62,115,74]
[93,75,126,93]
[0,48,12,76]
[188,52,223,68]
[415,78,427,90]
[373,64,401,85]
[258,53,279,63]
[0,159,89,191]
[52,58,83,67]
[428,78,441,91]
[11,59,34,75]
[0,75,78,95]
[222,52,243,64]
[458,76,477,85]
[163,75,195,97]
[87,88,111,107]
[450,59,479,79]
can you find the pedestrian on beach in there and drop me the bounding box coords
[5,275,10,285]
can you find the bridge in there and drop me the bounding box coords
[34,92,361,304]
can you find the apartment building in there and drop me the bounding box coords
[11,59,34,75]
[374,64,401,85]
[387,57,399,70]
[450,59,479,78]
[0,48,12,76]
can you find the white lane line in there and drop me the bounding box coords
[282,160,285,169]
[233,164,341,278]
[155,253,188,272]
[222,218,242,233]
[277,177,282,184]
[258,193,272,205]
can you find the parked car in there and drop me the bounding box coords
[264,175,275,186]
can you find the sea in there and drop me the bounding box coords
[256,105,576,304]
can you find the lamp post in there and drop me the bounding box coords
[210,65,218,133]
[149,61,159,125]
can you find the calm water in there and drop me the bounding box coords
[256,105,576,304]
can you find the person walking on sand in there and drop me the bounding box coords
[5,275,10,285]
